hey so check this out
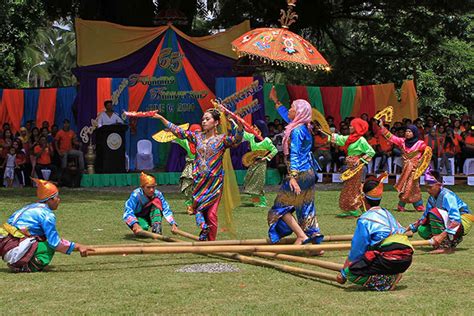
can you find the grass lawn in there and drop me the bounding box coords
[0,185,473,315]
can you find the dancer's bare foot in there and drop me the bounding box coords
[304,250,325,256]
[389,274,403,291]
[294,236,306,245]
[336,273,346,284]
[429,247,455,254]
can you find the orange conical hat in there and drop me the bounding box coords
[139,172,156,187]
[31,178,59,202]
[365,172,388,200]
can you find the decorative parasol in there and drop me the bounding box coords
[231,0,330,71]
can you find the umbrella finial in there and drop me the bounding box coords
[279,0,298,29]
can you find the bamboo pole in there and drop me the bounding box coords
[88,243,352,256]
[90,238,431,251]
[216,252,338,282]
[169,230,340,280]
[166,232,338,281]
[253,252,343,271]
[135,230,177,242]
[90,234,351,248]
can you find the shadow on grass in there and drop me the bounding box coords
[49,259,218,273]
[343,284,408,292]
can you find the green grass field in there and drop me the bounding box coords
[1,186,473,315]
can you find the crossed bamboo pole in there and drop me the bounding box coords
[91,230,353,248]
[86,229,431,282]
[87,230,342,282]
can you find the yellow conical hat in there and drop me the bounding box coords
[139,172,156,187]
[31,178,59,202]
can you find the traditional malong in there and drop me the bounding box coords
[380,124,426,211]
[268,100,323,244]
[408,169,472,252]
[0,179,88,272]
[242,120,278,208]
[331,118,375,217]
[338,174,413,291]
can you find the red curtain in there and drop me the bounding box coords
[37,88,57,128]
[359,85,376,118]
[177,42,215,112]
[286,85,309,102]
[320,87,342,126]
[127,37,164,112]
[97,78,112,114]
[3,89,25,133]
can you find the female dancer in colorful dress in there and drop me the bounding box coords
[268,87,323,245]
[379,123,427,212]
[332,118,375,218]
[173,124,202,214]
[153,108,243,241]
[242,120,278,208]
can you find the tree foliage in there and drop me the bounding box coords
[0,0,46,88]
[1,0,472,117]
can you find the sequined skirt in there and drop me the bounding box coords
[243,160,266,196]
[179,158,194,198]
[267,169,320,243]
[339,156,363,211]
[394,154,421,204]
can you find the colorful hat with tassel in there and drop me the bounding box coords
[424,166,440,185]
[31,178,59,202]
[139,172,156,187]
[364,172,388,201]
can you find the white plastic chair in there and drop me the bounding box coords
[135,139,154,171]
[372,156,392,174]
[393,157,403,174]
[438,157,455,175]
[463,158,474,175]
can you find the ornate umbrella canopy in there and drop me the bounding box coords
[231,0,330,71]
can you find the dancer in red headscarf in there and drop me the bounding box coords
[331,118,375,218]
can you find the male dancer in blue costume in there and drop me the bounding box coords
[123,172,178,235]
[337,173,413,291]
[0,178,91,272]
[406,169,473,254]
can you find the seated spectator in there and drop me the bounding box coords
[375,125,393,173]
[40,127,54,144]
[326,116,334,126]
[34,135,57,180]
[55,119,84,173]
[453,120,462,135]
[18,127,29,144]
[12,140,27,187]
[41,120,50,131]
[425,128,441,171]
[313,129,331,171]
[414,118,425,139]
[460,127,474,173]
[267,122,276,138]
[439,129,459,175]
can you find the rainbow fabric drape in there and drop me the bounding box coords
[262,81,418,126]
[0,87,77,132]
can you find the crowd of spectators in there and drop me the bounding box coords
[1,110,473,188]
[0,119,84,188]
[265,112,474,177]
